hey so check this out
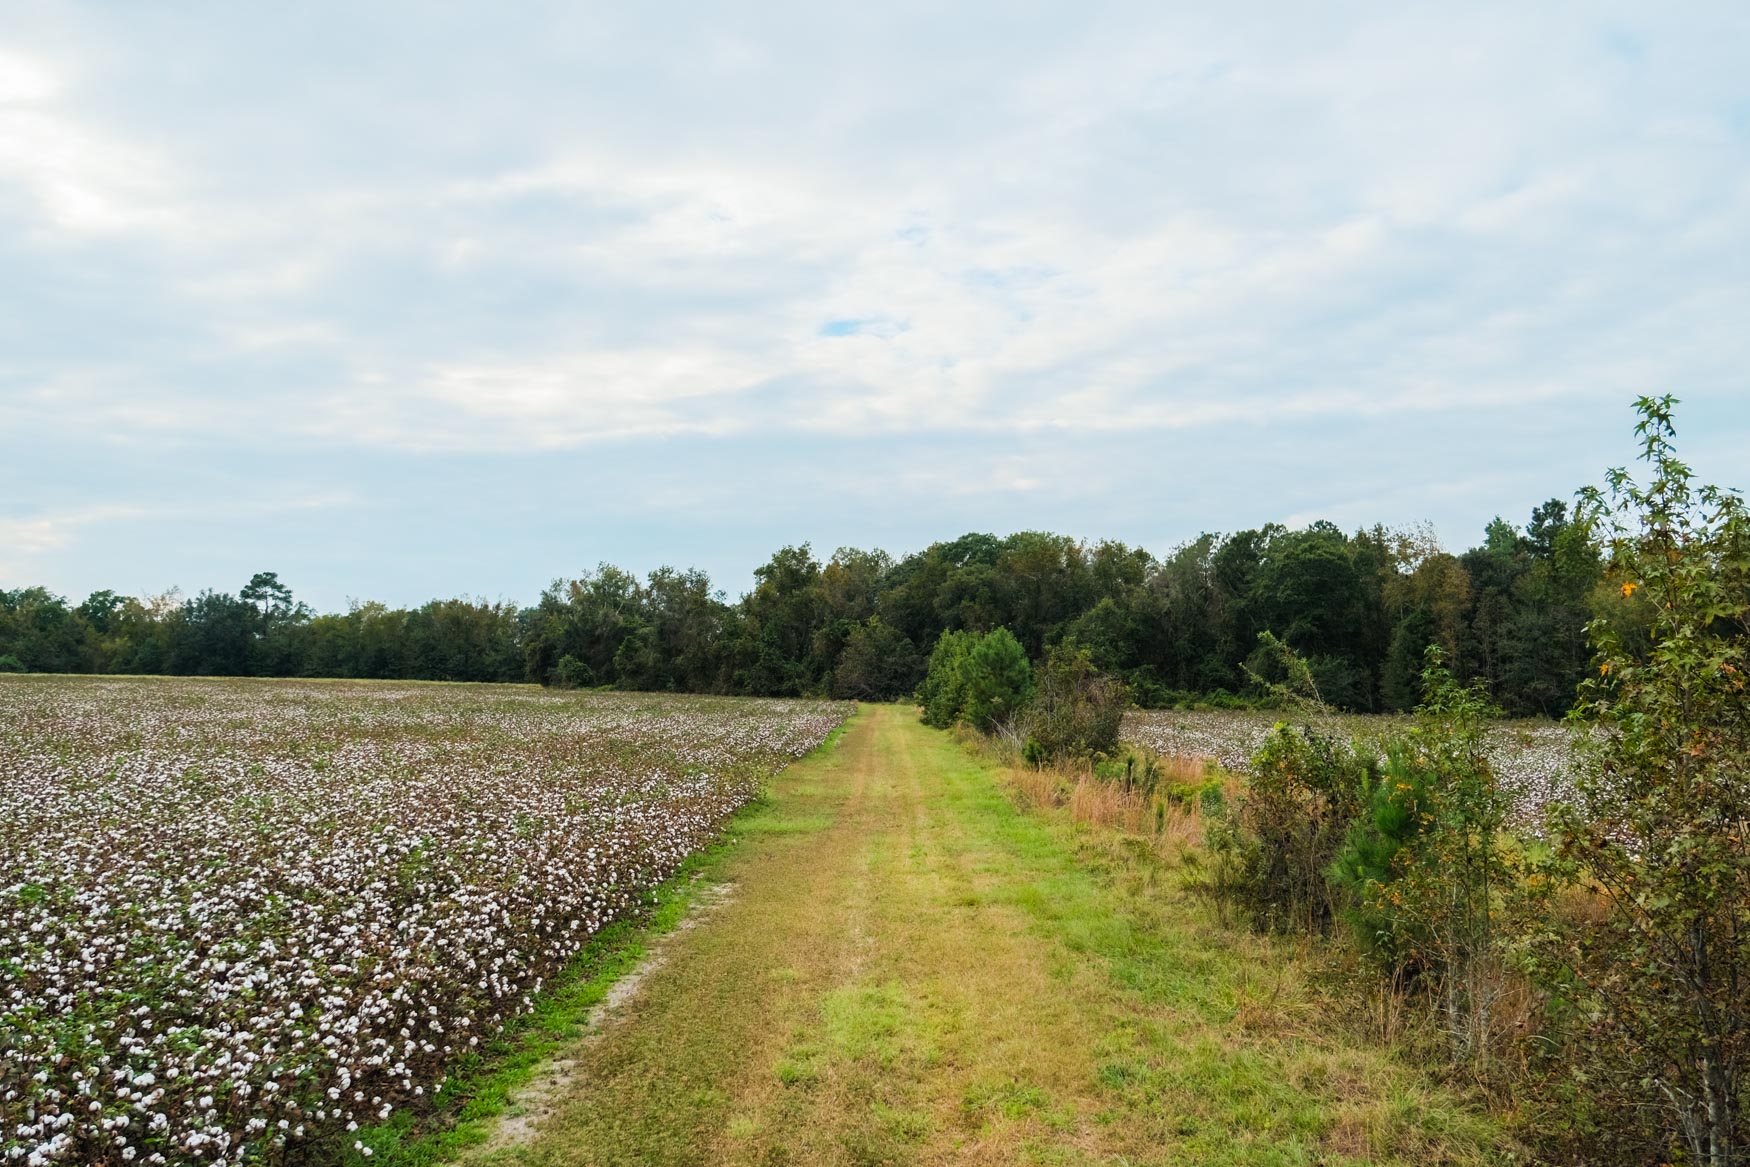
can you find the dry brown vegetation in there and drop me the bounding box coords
[1003,750,1221,855]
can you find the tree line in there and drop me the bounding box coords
[1,499,1609,716]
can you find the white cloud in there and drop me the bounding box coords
[0,505,144,580]
[0,47,187,235]
[0,513,78,556]
[0,492,358,585]
[3,1,1748,599]
[314,347,775,449]
[0,47,58,103]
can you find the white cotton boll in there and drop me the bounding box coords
[5,682,848,1164]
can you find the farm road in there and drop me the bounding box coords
[481,704,1508,1167]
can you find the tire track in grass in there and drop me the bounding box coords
[478,705,1516,1167]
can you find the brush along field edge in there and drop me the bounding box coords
[456,704,1513,1167]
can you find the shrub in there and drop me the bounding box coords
[960,628,1033,733]
[916,628,1032,733]
[1201,688,1267,711]
[1333,740,1434,966]
[1541,395,1750,1165]
[0,654,25,674]
[551,653,594,689]
[1332,653,1521,1067]
[1242,631,1327,709]
[917,630,976,728]
[1023,641,1128,763]
[1097,750,1226,811]
[1093,749,1159,795]
[1211,721,1374,935]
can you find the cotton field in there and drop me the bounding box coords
[0,677,850,1167]
[1123,707,1578,828]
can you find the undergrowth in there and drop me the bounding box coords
[965,724,1525,1162]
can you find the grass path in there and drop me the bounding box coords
[479,705,1513,1167]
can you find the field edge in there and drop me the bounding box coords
[341,704,863,1166]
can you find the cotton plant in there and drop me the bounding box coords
[0,679,849,1165]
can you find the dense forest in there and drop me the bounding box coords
[0,498,1612,716]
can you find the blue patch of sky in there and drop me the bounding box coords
[1601,27,1648,62]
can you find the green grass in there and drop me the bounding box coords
[343,850,730,1164]
[468,705,1517,1166]
[341,714,856,1165]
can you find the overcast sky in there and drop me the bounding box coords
[3,2,1747,610]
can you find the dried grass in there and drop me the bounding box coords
[1005,752,1216,857]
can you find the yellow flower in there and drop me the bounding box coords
[1622,581,1638,597]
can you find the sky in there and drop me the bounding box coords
[2,2,1747,611]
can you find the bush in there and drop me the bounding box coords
[960,628,1033,733]
[917,628,1032,733]
[1119,672,1196,710]
[1201,689,1254,711]
[1096,750,1226,811]
[1211,722,1374,935]
[0,654,25,674]
[551,654,594,690]
[1023,641,1128,763]
[1540,395,1750,1165]
[1332,653,1521,1067]
[917,630,976,728]
[1331,740,1434,968]
[1092,749,1156,793]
